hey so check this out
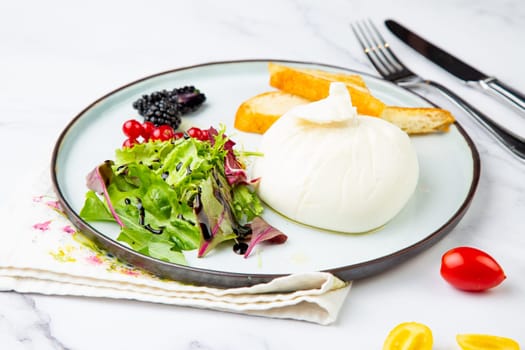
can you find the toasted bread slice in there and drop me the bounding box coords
[234,91,310,134]
[296,67,369,90]
[235,90,455,135]
[380,106,455,134]
[268,62,386,116]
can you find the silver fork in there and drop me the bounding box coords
[351,19,525,162]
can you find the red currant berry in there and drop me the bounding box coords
[122,138,139,148]
[151,125,175,141]
[173,132,185,140]
[187,127,208,141]
[122,119,143,139]
[141,121,155,140]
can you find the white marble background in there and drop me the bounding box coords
[1,0,524,348]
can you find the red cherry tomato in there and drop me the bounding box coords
[141,121,155,140]
[150,125,175,141]
[122,119,143,139]
[122,138,139,148]
[440,246,506,292]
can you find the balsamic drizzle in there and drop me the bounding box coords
[233,242,248,255]
[194,191,213,241]
[124,197,164,235]
[136,198,145,226]
[144,224,164,235]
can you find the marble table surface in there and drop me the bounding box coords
[1,0,524,348]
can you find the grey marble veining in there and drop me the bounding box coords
[0,293,70,350]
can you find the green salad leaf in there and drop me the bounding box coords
[80,126,268,265]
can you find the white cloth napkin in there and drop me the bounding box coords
[0,166,350,325]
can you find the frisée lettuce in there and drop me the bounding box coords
[79,126,286,265]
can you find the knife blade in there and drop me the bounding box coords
[385,19,525,114]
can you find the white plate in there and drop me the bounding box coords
[51,60,480,287]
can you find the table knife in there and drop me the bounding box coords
[385,19,525,114]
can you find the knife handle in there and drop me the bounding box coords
[408,79,525,161]
[478,77,525,114]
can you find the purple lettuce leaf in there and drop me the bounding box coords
[244,217,287,258]
[85,161,125,227]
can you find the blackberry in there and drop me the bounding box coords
[132,90,169,114]
[169,86,207,114]
[143,99,182,129]
[132,86,206,129]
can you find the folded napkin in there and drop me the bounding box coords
[0,165,350,325]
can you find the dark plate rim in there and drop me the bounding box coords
[50,59,481,288]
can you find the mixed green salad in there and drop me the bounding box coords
[79,125,287,265]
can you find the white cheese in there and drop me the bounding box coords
[289,82,358,124]
[253,83,419,233]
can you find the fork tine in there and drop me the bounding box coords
[359,19,399,75]
[351,21,390,77]
[352,19,414,81]
[363,19,405,72]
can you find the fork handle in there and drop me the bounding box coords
[405,79,525,162]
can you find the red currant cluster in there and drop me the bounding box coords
[122,119,209,148]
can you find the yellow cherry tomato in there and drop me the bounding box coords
[456,334,520,350]
[383,322,433,350]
